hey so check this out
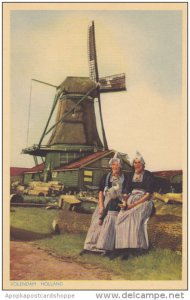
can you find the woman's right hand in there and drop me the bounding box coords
[98,191,104,215]
[99,206,104,215]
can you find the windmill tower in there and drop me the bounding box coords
[22,21,126,182]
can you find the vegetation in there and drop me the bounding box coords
[10,207,182,280]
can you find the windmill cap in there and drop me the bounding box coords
[58,77,98,97]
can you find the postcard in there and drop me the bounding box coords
[2,1,188,293]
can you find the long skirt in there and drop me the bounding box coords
[96,211,118,251]
[83,195,110,252]
[115,189,153,249]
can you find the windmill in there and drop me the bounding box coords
[22,21,126,182]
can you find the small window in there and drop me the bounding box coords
[84,170,92,176]
[84,177,92,182]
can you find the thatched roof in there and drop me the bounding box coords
[48,77,102,147]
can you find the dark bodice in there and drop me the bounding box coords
[126,170,154,194]
[99,172,128,194]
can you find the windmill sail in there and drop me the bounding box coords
[88,21,99,82]
[99,73,126,93]
[88,22,126,93]
[88,21,108,150]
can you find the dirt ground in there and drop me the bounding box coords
[10,241,114,280]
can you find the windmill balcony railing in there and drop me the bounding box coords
[22,144,47,153]
[22,144,105,154]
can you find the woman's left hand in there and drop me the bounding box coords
[127,203,136,209]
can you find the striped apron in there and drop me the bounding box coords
[84,173,124,252]
[83,195,110,252]
[115,189,153,249]
[96,211,119,251]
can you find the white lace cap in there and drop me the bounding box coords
[131,151,145,166]
[109,152,123,167]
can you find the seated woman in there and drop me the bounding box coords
[95,155,128,253]
[81,152,128,255]
[115,152,154,259]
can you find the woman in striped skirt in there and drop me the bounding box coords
[81,153,128,255]
[115,152,154,259]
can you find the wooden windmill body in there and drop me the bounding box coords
[48,77,102,147]
[22,21,127,185]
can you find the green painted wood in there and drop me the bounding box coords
[56,170,79,188]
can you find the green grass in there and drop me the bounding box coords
[11,207,58,234]
[10,207,182,280]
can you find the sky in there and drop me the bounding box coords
[9,7,186,171]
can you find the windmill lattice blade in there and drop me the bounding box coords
[99,73,126,93]
[88,21,99,82]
